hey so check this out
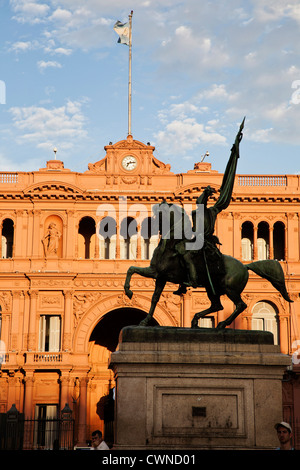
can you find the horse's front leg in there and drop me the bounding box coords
[191,290,223,328]
[139,278,166,326]
[124,265,156,299]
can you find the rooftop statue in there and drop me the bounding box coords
[124,119,293,329]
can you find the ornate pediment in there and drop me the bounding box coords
[23,181,83,197]
[175,183,221,198]
[87,135,173,176]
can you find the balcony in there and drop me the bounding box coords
[24,351,72,369]
[33,352,63,363]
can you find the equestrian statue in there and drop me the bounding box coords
[124,118,293,329]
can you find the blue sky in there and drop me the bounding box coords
[1,0,300,176]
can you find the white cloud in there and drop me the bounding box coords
[6,0,300,160]
[10,0,50,23]
[49,8,73,22]
[154,117,226,157]
[53,47,72,55]
[9,41,34,52]
[197,84,240,102]
[8,99,88,151]
[253,0,300,23]
[37,60,62,72]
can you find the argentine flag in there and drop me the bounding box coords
[114,20,130,45]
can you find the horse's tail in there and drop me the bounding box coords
[246,260,293,303]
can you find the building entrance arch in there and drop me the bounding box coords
[89,307,159,352]
[86,307,159,442]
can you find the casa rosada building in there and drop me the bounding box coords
[0,134,300,448]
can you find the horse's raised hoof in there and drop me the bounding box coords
[124,288,133,299]
[173,285,187,296]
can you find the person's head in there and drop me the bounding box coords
[91,430,103,448]
[275,422,293,449]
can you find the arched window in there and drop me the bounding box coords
[241,221,253,261]
[2,218,14,258]
[273,221,285,261]
[252,301,279,345]
[141,217,151,259]
[98,217,117,259]
[120,217,137,259]
[257,221,269,260]
[78,217,96,259]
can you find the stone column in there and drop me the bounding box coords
[22,291,30,350]
[279,315,289,355]
[32,210,41,258]
[63,290,72,351]
[1,309,10,351]
[26,210,34,258]
[269,225,274,259]
[10,291,21,351]
[232,212,241,259]
[253,225,258,260]
[7,374,22,410]
[60,374,70,410]
[28,290,38,351]
[136,223,141,259]
[13,210,23,258]
[182,291,192,328]
[66,210,76,259]
[24,374,35,419]
[77,375,88,446]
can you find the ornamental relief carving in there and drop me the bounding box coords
[73,290,153,327]
[0,292,12,311]
[121,176,138,184]
[73,292,103,325]
[73,278,155,289]
[31,279,73,288]
[159,292,181,326]
[192,295,210,309]
[39,292,63,309]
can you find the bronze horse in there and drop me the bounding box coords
[124,201,292,329]
[124,118,292,328]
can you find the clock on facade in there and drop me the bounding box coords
[121,155,138,171]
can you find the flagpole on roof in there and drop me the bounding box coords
[128,10,133,136]
[114,12,133,136]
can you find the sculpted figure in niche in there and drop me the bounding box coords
[42,223,61,257]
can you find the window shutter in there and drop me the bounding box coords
[39,316,46,352]
[242,238,251,261]
[257,238,267,260]
[109,234,116,259]
[49,316,60,352]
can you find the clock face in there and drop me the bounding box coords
[122,155,138,171]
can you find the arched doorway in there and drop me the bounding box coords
[87,308,159,444]
[90,307,159,352]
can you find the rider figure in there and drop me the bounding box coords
[172,118,245,296]
[173,185,224,295]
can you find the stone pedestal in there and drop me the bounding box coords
[109,326,291,450]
